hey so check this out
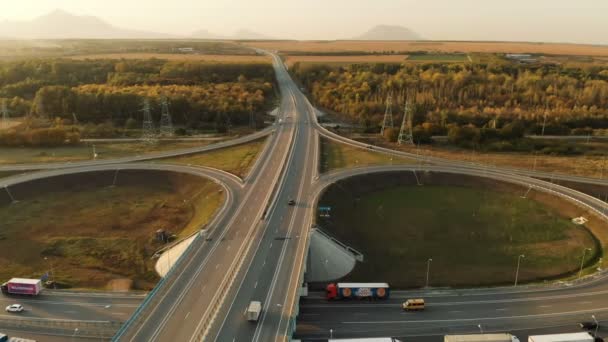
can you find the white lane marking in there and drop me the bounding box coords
[496,308,508,311]
[344,306,608,324]
[227,245,231,251]
[185,311,190,319]
[539,305,552,308]
[200,285,206,293]
[215,264,220,270]
[254,281,258,289]
[269,243,273,248]
[262,260,266,266]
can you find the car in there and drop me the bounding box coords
[402,298,425,311]
[366,145,373,149]
[580,321,599,330]
[5,304,24,313]
[288,199,295,206]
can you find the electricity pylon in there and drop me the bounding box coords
[380,94,394,136]
[159,96,174,137]
[141,99,157,143]
[398,98,414,145]
[1,100,9,130]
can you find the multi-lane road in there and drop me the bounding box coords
[0,48,607,342]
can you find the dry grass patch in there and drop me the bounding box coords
[320,137,414,173]
[0,171,223,290]
[284,55,408,66]
[159,138,267,178]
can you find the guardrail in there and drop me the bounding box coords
[111,230,206,340]
[312,226,364,262]
[0,317,122,338]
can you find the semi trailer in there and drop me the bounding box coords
[326,283,390,300]
[527,332,594,342]
[444,334,520,342]
[0,279,42,296]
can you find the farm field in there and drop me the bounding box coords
[320,138,414,173]
[284,54,408,66]
[406,53,468,62]
[243,40,608,57]
[160,138,267,178]
[68,53,271,62]
[0,171,223,290]
[0,140,217,165]
[318,179,601,288]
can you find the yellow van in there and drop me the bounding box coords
[402,298,425,311]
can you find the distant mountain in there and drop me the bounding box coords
[232,29,273,40]
[353,25,423,41]
[190,29,226,40]
[0,9,177,39]
[190,28,273,40]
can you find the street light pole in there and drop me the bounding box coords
[478,324,483,334]
[592,314,599,337]
[44,256,56,289]
[425,258,433,288]
[579,248,592,279]
[514,254,525,287]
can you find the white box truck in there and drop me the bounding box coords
[527,332,594,342]
[445,333,520,342]
[246,301,262,322]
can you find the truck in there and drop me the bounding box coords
[528,332,594,342]
[328,339,402,342]
[445,334,520,342]
[246,301,262,322]
[0,278,42,296]
[326,283,390,300]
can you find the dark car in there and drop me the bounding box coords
[581,321,599,330]
[288,199,296,206]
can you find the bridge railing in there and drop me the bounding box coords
[111,231,205,340]
[0,317,121,338]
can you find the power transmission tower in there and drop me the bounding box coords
[398,98,414,145]
[72,113,79,125]
[1,100,9,130]
[159,96,174,137]
[380,94,394,136]
[141,99,157,143]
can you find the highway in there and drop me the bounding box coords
[0,48,607,342]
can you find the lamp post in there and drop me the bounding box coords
[71,328,79,342]
[579,248,592,279]
[478,324,483,334]
[592,314,599,337]
[44,256,56,289]
[330,329,333,339]
[514,254,525,287]
[425,258,433,288]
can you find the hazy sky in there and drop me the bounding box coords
[2,0,608,43]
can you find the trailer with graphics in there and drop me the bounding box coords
[0,278,42,296]
[326,282,390,300]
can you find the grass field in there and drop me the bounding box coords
[0,171,24,179]
[319,182,599,288]
[0,140,216,165]
[68,53,271,62]
[244,40,608,57]
[320,138,414,173]
[160,138,267,177]
[0,172,223,290]
[353,134,608,179]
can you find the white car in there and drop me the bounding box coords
[5,304,24,313]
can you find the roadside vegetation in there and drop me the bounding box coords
[319,176,600,288]
[320,137,413,173]
[0,171,223,290]
[0,58,275,147]
[159,138,267,178]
